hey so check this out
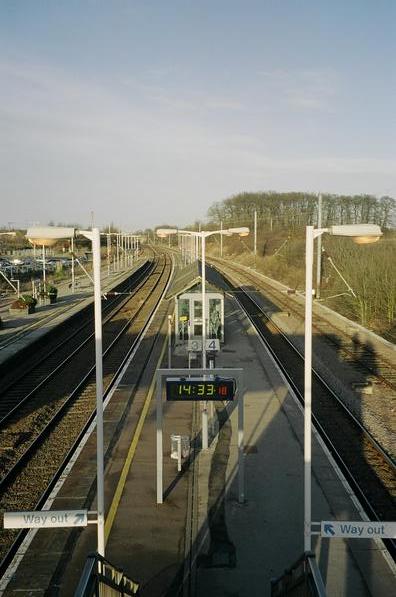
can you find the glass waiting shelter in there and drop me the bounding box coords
[166,262,225,344]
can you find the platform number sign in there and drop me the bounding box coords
[188,338,202,352]
[206,339,220,352]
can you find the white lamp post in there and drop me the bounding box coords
[157,226,249,449]
[26,226,105,556]
[304,223,382,552]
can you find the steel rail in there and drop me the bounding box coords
[209,256,396,391]
[0,252,173,575]
[0,256,169,485]
[227,279,396,561]
[0,260,155,419]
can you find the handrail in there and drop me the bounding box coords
[306,553,327,596]
[270,551,327,596]
[74,552,140,596]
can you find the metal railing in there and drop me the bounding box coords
[271,552,327,597]
[75,552,140,596]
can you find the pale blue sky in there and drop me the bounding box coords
[1,1,395,229]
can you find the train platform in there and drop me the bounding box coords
[0,258,146,367]
[1,292,395,595]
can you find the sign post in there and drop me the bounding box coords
[156,367,244,505]
[4,510,88,529]
[321,521,396,539]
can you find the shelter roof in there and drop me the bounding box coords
[166,261,223,299]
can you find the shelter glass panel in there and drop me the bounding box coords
[208,298,221,339]
[178,298,190,341]
[193,299,202,319]
[193,299,202,337]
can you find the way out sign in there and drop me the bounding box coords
[4,509,88,529]
[321,521,396,539]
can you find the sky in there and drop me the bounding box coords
[1,1,395,230]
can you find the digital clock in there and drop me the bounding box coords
[166,377,236,401]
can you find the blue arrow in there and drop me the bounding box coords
[74,512,85,525]
[324,523,335,536]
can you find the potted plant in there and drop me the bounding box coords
[9,294,37,315]
[46,284,58,304]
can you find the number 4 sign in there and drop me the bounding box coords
[205,339,220,352]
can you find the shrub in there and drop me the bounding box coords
[46,285,58,296]
[11,294,37,309]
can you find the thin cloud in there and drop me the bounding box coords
[0,59,394,228]
[258,67,339,112]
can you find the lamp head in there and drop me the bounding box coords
[156,228,178,238]
[228,227,250,237]
[26,226,75,246]
[328,224,382,245]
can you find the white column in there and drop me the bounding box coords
[107,233,111,276]
[304,226,314,552]
[316,193,323,299]
[92,228,105,556]
[238,386,244,504]
[220,220,223,257]
[156,376,163,504]
[168,315,172,368]
[201,234,206,369]
[201,233,208,450]
[42,245,46,289]
[71,237,75,293]
[254,210,257,257]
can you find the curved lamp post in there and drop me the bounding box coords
[304,223,382,552]
[157,226,249,450]
[26,226,105,556]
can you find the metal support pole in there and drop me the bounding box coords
[10,278,20,298]
[168,315,172,368]
[156,377,163,504]
[238,386,245,504]
[71,237,75,293]
[304,226,314,552]
[42,245,46,290]
[107,232,111,276]
[92,228,105,556]
[201,234,206,370]
[177,437,182,472]
[116,234,120,271]
[220,220,223,257]
[316,194,322,299]
[201,234,208,450]
[254,210,257,257]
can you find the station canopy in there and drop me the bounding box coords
[166,261,226,299]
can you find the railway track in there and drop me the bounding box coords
[209,261,396,561]
[0,251,173,571]
[0,259,155,421]
[209,256,396,392]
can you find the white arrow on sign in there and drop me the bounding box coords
[3,510,88,529]
[321,521,396,539]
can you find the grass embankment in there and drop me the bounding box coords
[206,228,396,343]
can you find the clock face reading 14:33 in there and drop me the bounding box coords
[166,378,236,401]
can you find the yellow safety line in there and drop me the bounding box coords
[104,334,168,544]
